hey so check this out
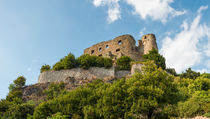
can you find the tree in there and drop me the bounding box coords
[53,53,77,71]
[40,64,51,73]
[8,84,15,92]
[63,53,77,69]
[166,68,177,76]
[143,48,166,69]
[180,68,200,80]
[125,61,178,119]
[13,76,26,88]
[116,56,133,70]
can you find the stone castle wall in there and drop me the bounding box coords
[84,34,158,61]
[38,67,131,84]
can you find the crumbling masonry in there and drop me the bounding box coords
[84,34,158,61]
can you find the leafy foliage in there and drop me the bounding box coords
[116,56,133,70]
[180,68,200,79]
[53,53,77,71]
[40,64,51,73]
[1,58,210,119]
[77,54,112,69]
[14,76,26,88]
[143,48,166,69]
[44,82,67,100]
[166,68,178,76]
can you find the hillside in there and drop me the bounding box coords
[0,43,209,119]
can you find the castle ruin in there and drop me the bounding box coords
[38,34,158,84]
[84,34,158,61]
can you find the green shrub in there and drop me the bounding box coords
[6,90,23,102]
[40,64,51,73]
[116,56,133,70]
[180,68,200,80]
[143,48,166,69]
[44,82,66,100]
[1,103,35,119]
[177,91,210,118]
[63,53,77,69]
[47,112,69,119]
[96,57,113,68]
[53,53,77,71]
[14,76,26,88]
[53,60,65,71]
[166,68,177,76]
[96,57,104,67]
[77,54,97,69]
[103,58,113,68]
[8,84,15,92]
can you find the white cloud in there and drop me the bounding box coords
[92,0,186,23]
[198,5,208,14]
[160,6,210,73]
[125,0,186,23]
[93,0,121,23]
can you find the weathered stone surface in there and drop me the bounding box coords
[142,34,158,54]
[131,63,143,75]
[84,34,158,61]
[38,67,131,84]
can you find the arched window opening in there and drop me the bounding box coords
[116,49,120,52]
[118,40,122,45]
[91,50,94,54]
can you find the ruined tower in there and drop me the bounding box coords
[142,34,158,54]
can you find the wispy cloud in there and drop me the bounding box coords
[92,0,186,23]
[160,5,210,73]
[93,0,121,23]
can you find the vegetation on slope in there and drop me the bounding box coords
[0,51,210,119]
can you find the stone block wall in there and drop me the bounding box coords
[38,67,131,84]
[84,34,158,61]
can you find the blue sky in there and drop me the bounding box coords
[0,0,210,99]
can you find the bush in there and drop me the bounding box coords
[143,48,166,69]
[47,112,69,119]
[77,54,97,69]
[116,56,133,70]
[6,90,23,102]
[96,57,113,68]
[166,68,177,76]
[177,91,210,118]
[77,54,112,69]
[1,103,35,119]
[53,53,77,71]
[40,64,51,73]
[63,53,77,69]
[103,58,113,68]
[53,60,65,71]
[180,68,200,80]
[14,76,26,88]
[44,82,66,100]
